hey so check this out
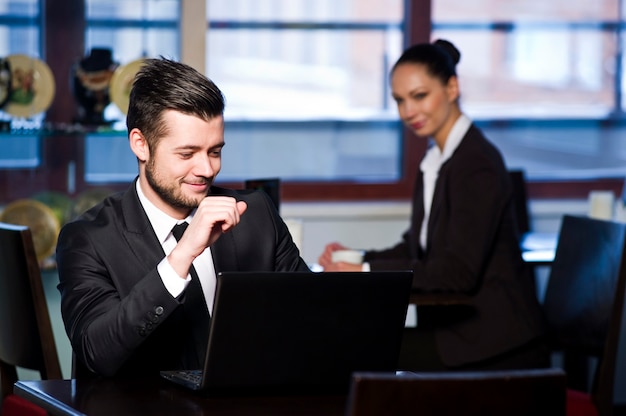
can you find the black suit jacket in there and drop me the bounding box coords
[57,180,310,377]
[364,124,546,367]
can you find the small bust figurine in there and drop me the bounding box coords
[72,48,118,126]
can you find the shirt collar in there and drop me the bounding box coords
[135,180,194,244]
[420,113,472,172]
[441,113,471,161]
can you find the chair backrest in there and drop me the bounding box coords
[345,368,567,416]
[0,222,61,403]
[509,169,531,237]
[244,177,281,211]
[542,215,626,416]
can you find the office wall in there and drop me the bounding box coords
[281,199,588,266]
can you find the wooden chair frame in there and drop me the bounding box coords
[0,223,61,406]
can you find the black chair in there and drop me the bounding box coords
[543,215,626,416]
[346,368,567,416]
[0,222,62,415]
[509,169,531,238]
[244,177,281,211]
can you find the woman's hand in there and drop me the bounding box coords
[318,242,364,271]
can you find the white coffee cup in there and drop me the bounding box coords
[588,190,615,220]
[331,249,364,265]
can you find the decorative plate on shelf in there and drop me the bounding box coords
[72,47,118,125]
[0,199,60,262]
[4,54,56,118]
[109,58,145,115]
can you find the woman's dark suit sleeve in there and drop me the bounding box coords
[364,126,519,294]
[362,126,545,366]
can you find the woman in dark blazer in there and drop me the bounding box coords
[318,40,547,371]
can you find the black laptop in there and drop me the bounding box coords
[160,270,413,396]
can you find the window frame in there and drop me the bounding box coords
[2,0,621,205]
[427,0,626,199]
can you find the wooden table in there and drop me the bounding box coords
[15,378,348,416]
[409,292,471,306]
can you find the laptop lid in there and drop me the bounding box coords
[175,270,412,395]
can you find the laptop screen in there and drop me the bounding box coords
[162,270,413,395]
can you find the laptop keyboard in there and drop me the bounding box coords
[172,369,203,385]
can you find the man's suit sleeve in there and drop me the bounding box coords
[56,220,181,377]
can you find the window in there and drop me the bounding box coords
[2,0,623,205]
[85,0,180,125]
[80,0,407,186]
[204,0,405,184]
[81,0,181,184]
[86,0,179,62]
[432,0,626,183]
[206,0,403,120]
[0,0,40,58]
[0,0,41,170]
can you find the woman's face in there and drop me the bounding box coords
[391,62,459,147]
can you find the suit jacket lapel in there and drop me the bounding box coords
[120,180,166,270]
[426,125,474,248]
[119,180,241,275]
[411,169,426,258]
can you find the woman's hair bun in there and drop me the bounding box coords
[433,39,461,66]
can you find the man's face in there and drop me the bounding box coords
[142,110,225,218]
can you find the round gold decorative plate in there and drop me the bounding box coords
[4,54,56,118]
[0,199,60,262]
[109,58,145,115]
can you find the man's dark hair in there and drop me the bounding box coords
[126,57,225,149]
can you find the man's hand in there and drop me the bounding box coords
[169,196,247,278]
[189,196,248,251]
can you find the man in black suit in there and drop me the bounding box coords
[57,57,309,378]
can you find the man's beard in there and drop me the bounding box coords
[145,158,210,210]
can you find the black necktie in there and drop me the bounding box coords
[171,222,211,368]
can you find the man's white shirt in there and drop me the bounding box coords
[136,181,216,314]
